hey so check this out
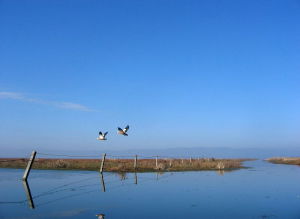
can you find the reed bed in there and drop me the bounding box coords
[0,157,250,172]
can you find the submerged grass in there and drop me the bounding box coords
[0,158,251,172]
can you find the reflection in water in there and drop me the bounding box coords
[134,172,138,185]
[216,170,225,176]
[100,173,106,192]
[3,161,300,219]
[1,170,176,219]
[96,213,105,219]
[215,169,235,176]
[156,171,165,180]
[22,180,35,209]
[18,172,145,218]
[117,172,127,181]
[16,171,167,210]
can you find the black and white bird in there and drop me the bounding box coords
[118,125,129,136]
[97,131,108,140]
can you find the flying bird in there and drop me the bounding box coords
[97,131,108,140]
[118,125,129,136]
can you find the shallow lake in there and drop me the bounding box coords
[0,160,300,219]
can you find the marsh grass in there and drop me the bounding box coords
[266,157,300,166]
[0,157,250,172]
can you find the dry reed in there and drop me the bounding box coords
[0,157,251,172]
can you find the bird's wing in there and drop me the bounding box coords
[99,131,103,136]
[118,127,123,131]
[104,132,108,137]
[124,125,129,132]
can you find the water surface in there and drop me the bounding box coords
[0,160,300,218]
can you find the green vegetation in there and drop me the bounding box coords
[0,158,251,172]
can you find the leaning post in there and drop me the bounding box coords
[100,153,106,173]
[22,150,37,181]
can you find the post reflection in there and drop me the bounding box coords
[19,171,166,213]
[216,170,225,175]
[134,172,138,185]
[117,172,127,181]
[22,180,35,209]
[100,173,106,192]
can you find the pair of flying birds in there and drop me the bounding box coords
[97,125,129,141]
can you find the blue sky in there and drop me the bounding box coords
[0,0,299,156]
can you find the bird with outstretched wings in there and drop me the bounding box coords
[97,131,108,140]
[118,125,129,136]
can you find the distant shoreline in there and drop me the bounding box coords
[266,157,300,166]
[0,158,253,172]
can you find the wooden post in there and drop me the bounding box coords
[156,156,158,169]
[100,153,106,173]
[190,157,192,164]
[22,150,37,181]
[169,159,172,167]
[22,180,35,209]
[134,155,138,170]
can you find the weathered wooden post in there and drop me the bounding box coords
[134,155,138,170]
[156,156,158,169]
[22,150,37,181]
[100,153,106,173]
[169,159,172,167]
[190,157,192,164]
[22,180,35,209]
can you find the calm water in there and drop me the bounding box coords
[1,160,300,219]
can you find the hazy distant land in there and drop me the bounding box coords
[266,157,300,166]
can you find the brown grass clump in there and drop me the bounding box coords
[0,157,251,172]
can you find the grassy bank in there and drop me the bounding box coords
[0,158,251,172]
[266,157,300,166]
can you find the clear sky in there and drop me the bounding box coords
[0,0,299,155]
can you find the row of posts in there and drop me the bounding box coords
[23,151,199,180]
[100,153,139,173]
[21,151,203,212]
[23,151,145,180]
[99,154,195,173]
[100,154,161,173]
